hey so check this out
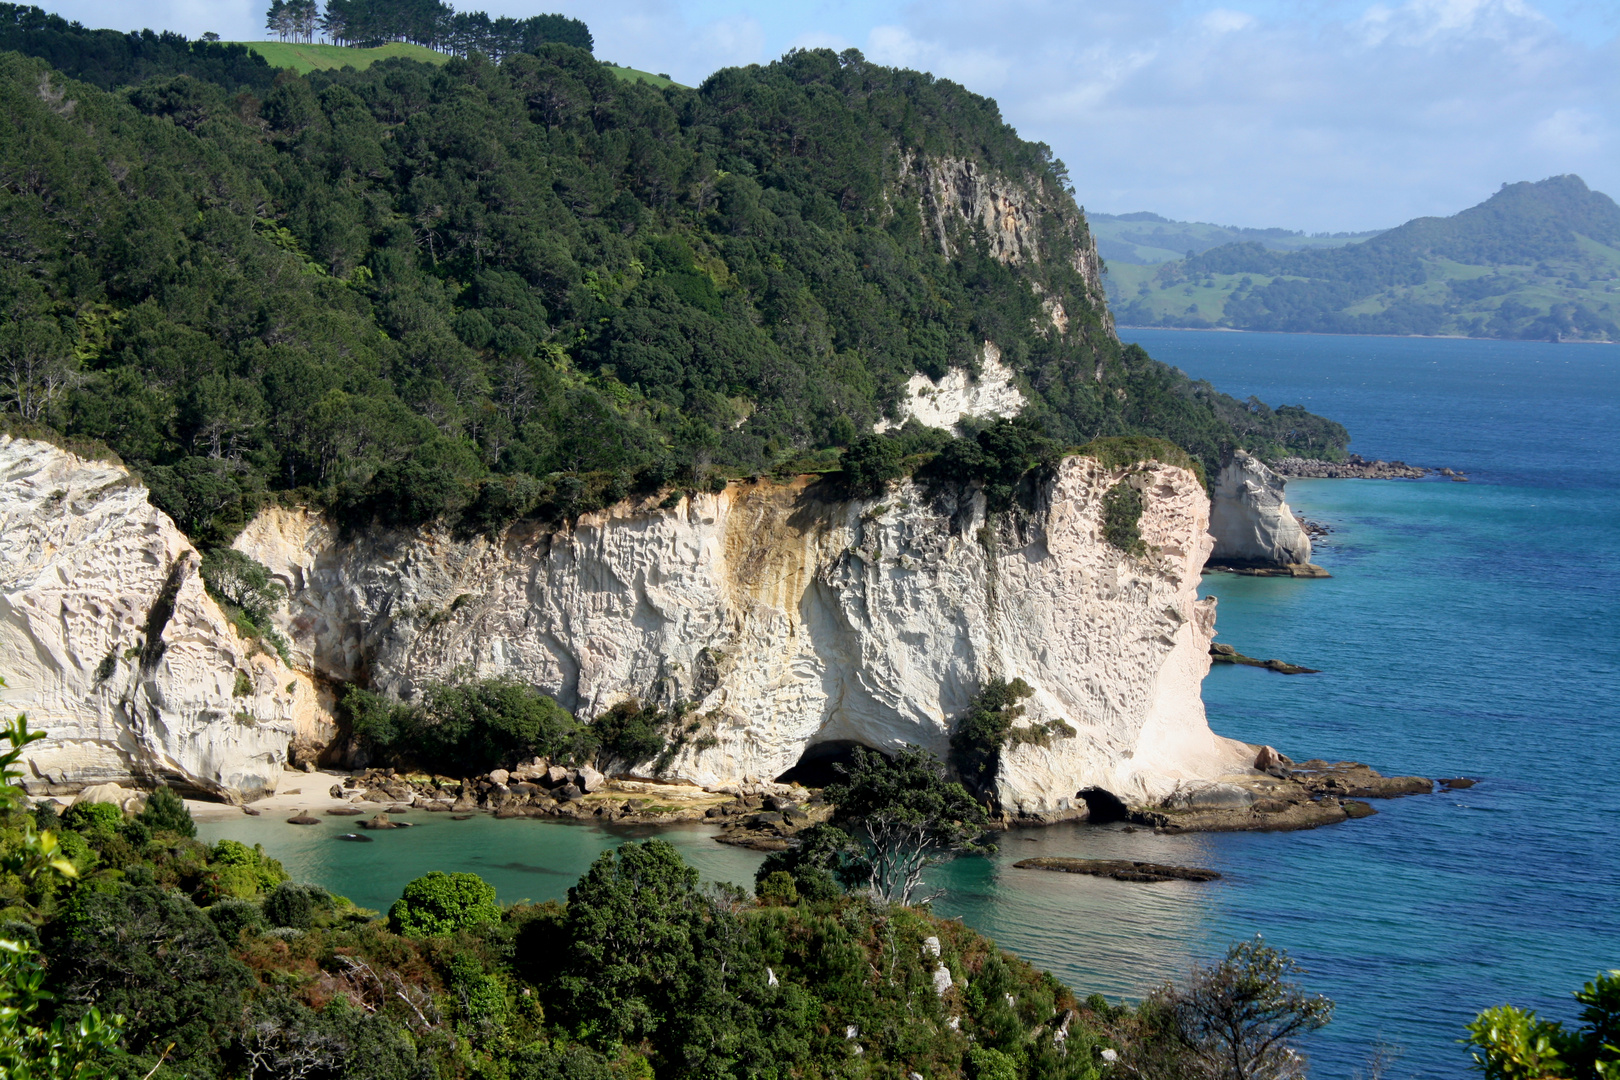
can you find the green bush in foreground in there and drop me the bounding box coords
[138,785,196,838]
[388,871,500,938]
[1466,970,1620,1079]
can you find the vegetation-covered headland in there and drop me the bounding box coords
[1109,175,1620,341]
[1,4,1348,557]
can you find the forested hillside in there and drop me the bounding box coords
[1,14,1347,547]
[1113,175,1620,340]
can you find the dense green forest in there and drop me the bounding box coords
[0,3,277,91]
[1,9,1347,548]
[1111,176,1620,341]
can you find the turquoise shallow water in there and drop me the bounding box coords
[201,331,1620,1079]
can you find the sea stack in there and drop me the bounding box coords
[1209,450,1317,570]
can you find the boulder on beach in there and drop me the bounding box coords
[577,764,606,793]
[287,812,321,825]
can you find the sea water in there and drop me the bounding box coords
[200,331,1620,1078]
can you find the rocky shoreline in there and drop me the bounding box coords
[170,746,1453,848]
[1204,560,1330,578]
[1126,750,1437,834]
[1271,454,1469,481]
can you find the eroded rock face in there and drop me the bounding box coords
[874,342,1026,434]
[236,455,1250,817]
[0,437,326,799]
[907,155,1114,338]
[1209,451,1313,567]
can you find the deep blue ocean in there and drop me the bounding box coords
[200,330,1619,1079]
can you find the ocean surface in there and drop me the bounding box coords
[200,330,1620,1079]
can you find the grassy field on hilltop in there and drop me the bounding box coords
[603,61,686,88]
[235,42,685,86]
[234,39,447,72]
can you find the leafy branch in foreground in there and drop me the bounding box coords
[0,684,125,1079]
[1466,970,1620,1080]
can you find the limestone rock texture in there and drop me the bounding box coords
[908,155,1114,337]
[874,342,1026,434]
[0,436,325,800]
[236,454,1251,817]
[1209,451,1313,567]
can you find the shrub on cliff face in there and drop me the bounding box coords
[949,677,1035,797]
[1102,480,1147,555]
[841,434,907,497]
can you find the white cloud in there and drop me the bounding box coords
[1201,9,1256,35]
[860,0,1618,230]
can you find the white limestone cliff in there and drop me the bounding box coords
[236,454,1251,817]
[1209,450,1313,567]
[0,436,325,799]
[874,342,1026,434]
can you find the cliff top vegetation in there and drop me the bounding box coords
[1,6,1346,552]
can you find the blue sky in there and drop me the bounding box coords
[52,0,1620,232]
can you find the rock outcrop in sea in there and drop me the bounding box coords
[1208,450,1322,573]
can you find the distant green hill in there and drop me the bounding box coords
[1109,176,1620,341]
[1090,211,1382,265]
[237,40,446,72]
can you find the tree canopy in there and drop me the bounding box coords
[1,29,1346,549]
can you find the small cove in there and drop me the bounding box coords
[203,330,1620,1079]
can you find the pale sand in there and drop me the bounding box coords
[185,769,387,823]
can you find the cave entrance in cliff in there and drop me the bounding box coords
[775,740,874,788]
[1077,787,1130,824]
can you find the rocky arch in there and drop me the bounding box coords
[1076,787,1130,824]
[775,739,879,788]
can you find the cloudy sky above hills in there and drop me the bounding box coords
[57,0,1620,232]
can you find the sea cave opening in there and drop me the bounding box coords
[775,739,877,788]
[1077,787,1130,824]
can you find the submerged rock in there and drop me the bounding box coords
[1209,643,1320,674]
[1013,858,1221,883]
